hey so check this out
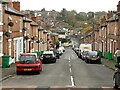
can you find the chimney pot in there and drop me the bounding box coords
[12,1,20,11]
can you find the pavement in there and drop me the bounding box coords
[0,58,116,82]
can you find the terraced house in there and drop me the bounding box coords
[2,1,24,63]
[0,0,59,66]
[82,1,120,60]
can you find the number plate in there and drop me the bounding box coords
[46,56,50,58]
[91,58,96,60]
[24,69,32,71]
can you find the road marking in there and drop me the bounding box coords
[69,68,72,73]
[70,76,75,86]
[69,64,71,67]
[69,56,71,61]
[69,60,70,63]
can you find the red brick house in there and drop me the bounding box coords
[23,15,32,53]
[30,17,39,52]
[2,1,24,62]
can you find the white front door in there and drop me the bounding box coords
[14,37,23,62]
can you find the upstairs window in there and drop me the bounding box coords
[0,3,2,23]
[0,33,3,54]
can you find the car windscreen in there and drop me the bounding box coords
[89,51,98,56]
[43,54,53,57]
[20,55,36,64]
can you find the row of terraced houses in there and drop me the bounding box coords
[0,0,59,66]
[81,1,120,60]
[1,0,120,66]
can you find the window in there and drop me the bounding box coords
[8,39,12,56]
[20,17,22,30]
[0,33,3,54]
[0,37,2,53]
[0,3,2,23]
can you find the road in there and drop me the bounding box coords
[2,48,114,89]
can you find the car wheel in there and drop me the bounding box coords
[58,56,60,59]
[37,70,40,74]
[98,60,102,64]
[40,67,42,71]
[53,59,56,63]
[85,59,89,63]
[16,71,21,75]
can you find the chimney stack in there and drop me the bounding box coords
[117,1,120,12]
[7,0,13,7]
[31,17,37,22]
[24,14,31,19]
[12,1,20,11]
[101,16,106,24]
[107,11,113,19]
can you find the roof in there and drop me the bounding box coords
[31,21,38,26]
[23,17,32,22]
[99,22,107,28]
[106,14,118,22]
[5,6,23,16]
[38,26,44,31]
[1,0,9,3]
[43,51,54,54]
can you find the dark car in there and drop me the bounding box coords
[41,51,56,63]
[85,51,101,64]
[74,47,79,55]
[16,53,42,75]
[81,50,90,60]
[51,49,60,59]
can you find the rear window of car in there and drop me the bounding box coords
[20,55,36,64]
[88,51,98,56]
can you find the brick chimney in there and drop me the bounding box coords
[8,0,13,7]
[117,1,120,12]
[24,14,31,19]
[101,16,106,24]
[31,17,37,22]
[107,11,113,19]
[12,1,20,11]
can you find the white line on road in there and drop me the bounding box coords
[69,56,71,61]
[70,76,75,86]
[69,64,71,67]
[69,60,70,63]
[69,68,72,73]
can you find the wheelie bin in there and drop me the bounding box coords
[107,52,112,60]
[2,55,10,68]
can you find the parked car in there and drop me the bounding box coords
[16,53,42,75]
[84,51,101,64]
[74,47,79,55]
[59,46,65,52]
[81,50,90,60]
[51,49,60,59]
[58,47,64,55]
[41,51,56,63]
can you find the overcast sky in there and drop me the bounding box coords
[18,0,119,13]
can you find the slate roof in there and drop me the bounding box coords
[5,6,23,16]
[30,21,38,26]
[106,14,118,22]
[23,17,32,22]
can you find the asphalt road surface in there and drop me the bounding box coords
[2,48,115,89]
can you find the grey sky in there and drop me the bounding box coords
[18,0,119,12]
